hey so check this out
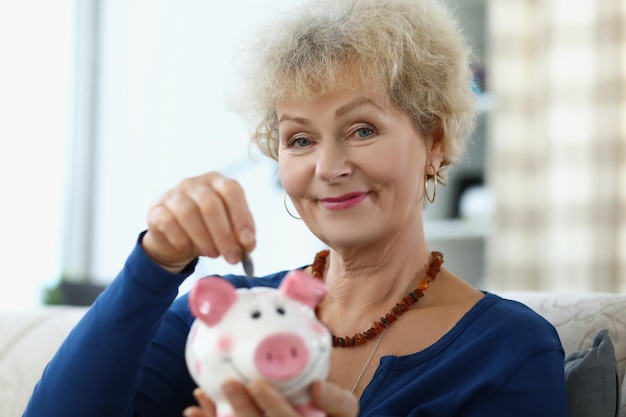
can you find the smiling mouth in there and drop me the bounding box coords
[320,192,368,210]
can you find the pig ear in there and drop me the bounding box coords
[279,270,327,309]
[188,277,238,326]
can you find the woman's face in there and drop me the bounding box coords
[277,87,442,249]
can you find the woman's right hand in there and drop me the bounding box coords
[142,171,256,273]
[183,380,359,417]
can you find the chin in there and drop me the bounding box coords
[317,225,385,249]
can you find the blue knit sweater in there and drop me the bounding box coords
[23,236,568,416]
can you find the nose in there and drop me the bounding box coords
[254,333,309,381]
[315,140,351,183]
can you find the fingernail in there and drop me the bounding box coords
[239,227,254,246]
[318,381,330,398]
[249,380,263,396]
[222,381,236,396]
[225,250,240,264]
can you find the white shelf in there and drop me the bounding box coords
[425,219,490,241]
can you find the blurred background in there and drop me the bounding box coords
[0,0,624,309]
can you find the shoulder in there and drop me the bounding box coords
[461,292,564,354]
[431,292,565,391]
[482,292,558,333]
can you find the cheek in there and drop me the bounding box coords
[369,142,424,204]
[383,138,425,180]
[278,157,310,197]
[365,148,418,187]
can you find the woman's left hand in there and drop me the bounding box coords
[183,388,216,417]
[183,380,359,417]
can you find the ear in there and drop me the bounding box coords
[279,270,327,309]
[426,129,444,174]
[188,277,238,326]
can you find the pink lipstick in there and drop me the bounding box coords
[320,192,368,210]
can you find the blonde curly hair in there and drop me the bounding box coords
[234,0,477,178]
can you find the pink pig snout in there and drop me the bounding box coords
[254,333,309,381]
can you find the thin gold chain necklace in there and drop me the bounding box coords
[351,328,387,393]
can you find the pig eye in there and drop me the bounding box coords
[275,307,286,315]
[251,310,261,319]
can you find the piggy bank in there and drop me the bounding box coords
[185,270,331,417]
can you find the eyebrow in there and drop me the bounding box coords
[278,96,381,125]
[278,114,310,125]
[335,97,381,118]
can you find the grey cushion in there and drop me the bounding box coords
[565,329,620,417]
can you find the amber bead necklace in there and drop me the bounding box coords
[310,249,444,348]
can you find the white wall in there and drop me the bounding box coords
[91,0,324,288]
[0,0,486,309]
[0,1,73,308]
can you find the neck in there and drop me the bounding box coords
[318,230,434,332]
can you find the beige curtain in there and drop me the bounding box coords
[486,0,626,292]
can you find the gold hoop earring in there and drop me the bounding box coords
[283,191,302,220]
[424,169,437,204]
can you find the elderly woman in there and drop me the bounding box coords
[24,0,568,416]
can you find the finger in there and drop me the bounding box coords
[163,191,219,259]
[187,181,243,264]
[310,381,359,417]
[193,387,217,416]
[221,380,264,417]
[144,204,199,271]
[182,406,209,417]
[147,203,190,252]
[248,380,300,417]
[209,176,256,250]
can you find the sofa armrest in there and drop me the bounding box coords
[501,291,626,417]
[0,306,88,416]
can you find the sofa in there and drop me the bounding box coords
[1,291,625,417]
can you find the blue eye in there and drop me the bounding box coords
[355,127,374,139]
[290,137,312,148]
